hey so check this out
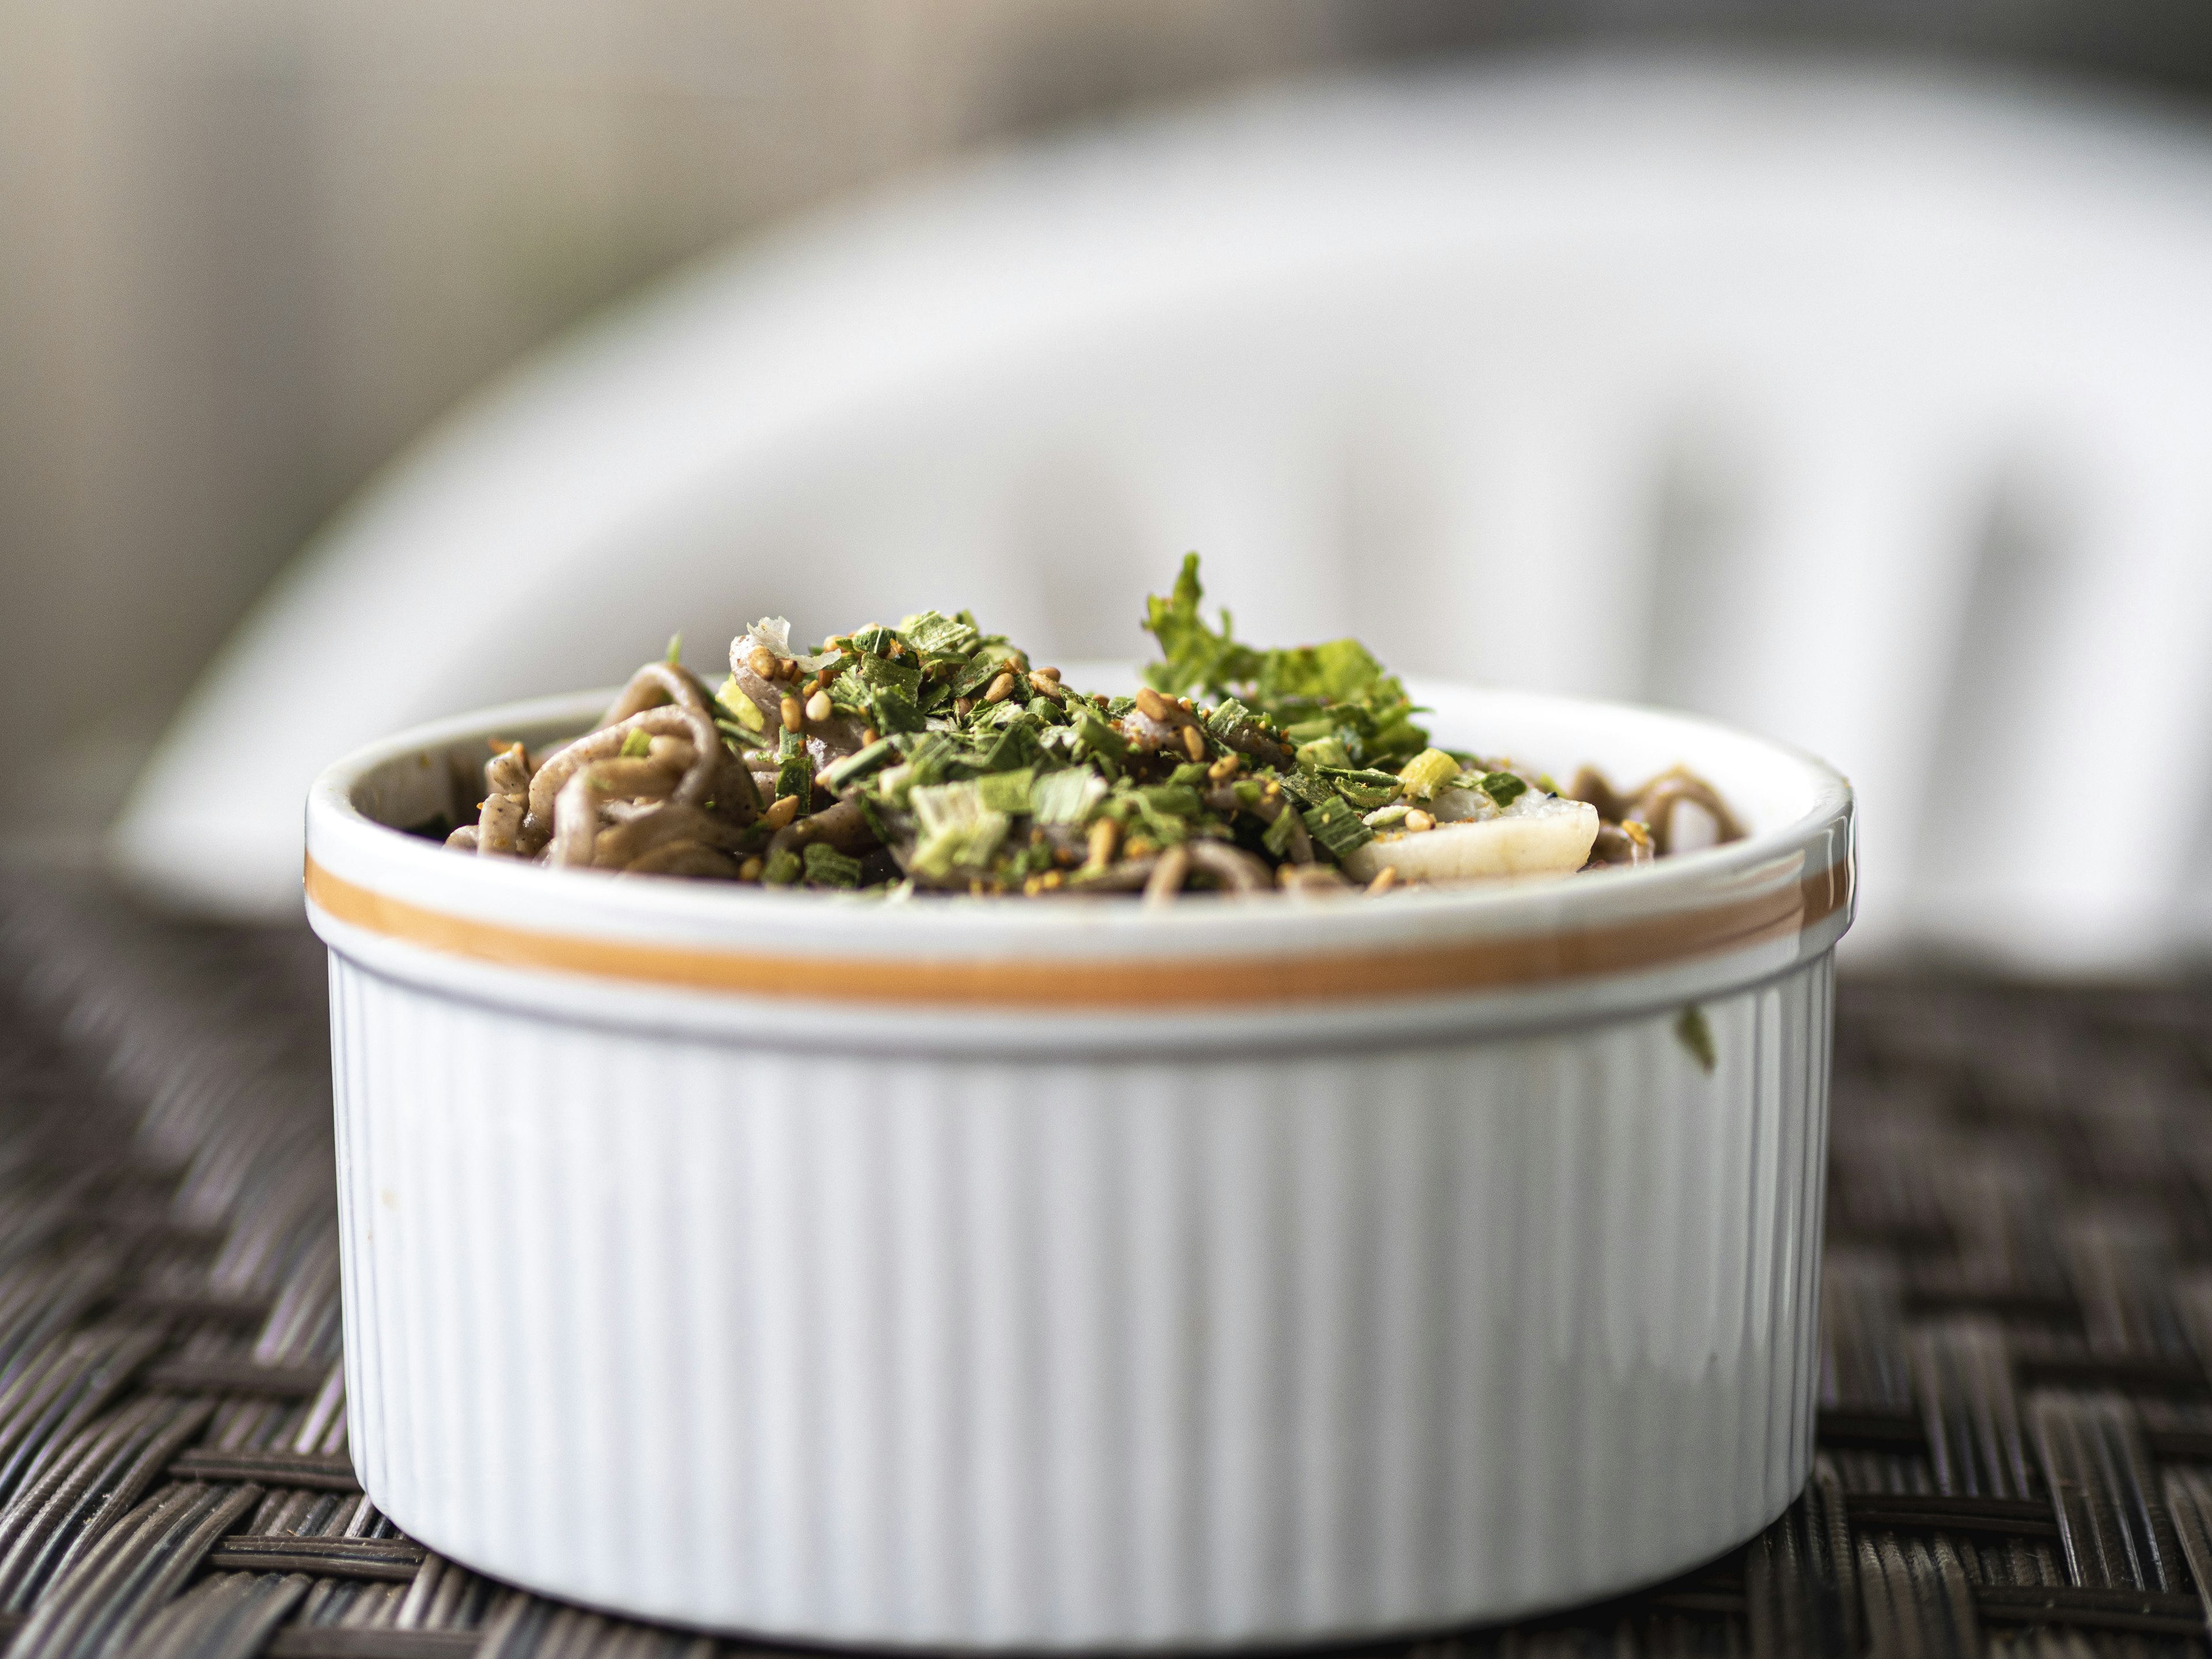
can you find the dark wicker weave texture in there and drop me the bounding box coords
[3,881,2212,1658]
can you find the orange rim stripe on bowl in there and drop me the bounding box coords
[305,853,1851,1010]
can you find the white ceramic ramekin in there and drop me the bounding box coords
[306,679,1851,1650]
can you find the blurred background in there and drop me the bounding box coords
[9,0,2212,964]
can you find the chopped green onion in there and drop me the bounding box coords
[1138,784,1200,819]
[619,728,653,759]
[1398,747,1459,800]
[897,609,982,656]
[854,652,922,701]
[978,768,1035,815]
[1031,768,1105,825]
[1072,707,1127,763]
[803,843,862,888]
[1479,771,1528,808]
[717,676,765,733]
[951,647,1017,698]
[775,729,812,805]
[1293,734,1353,770]
[762,849,802,886]
[819,739,895,793]
[869,685,924,735]
[909,782,1010,877]
[1300,797,1373,860]
[1321,767,1402,810]
[979,720,1043,774]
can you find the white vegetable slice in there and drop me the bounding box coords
[1341,793,1599,884]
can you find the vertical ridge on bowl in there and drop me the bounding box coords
[332,952,1831,1647]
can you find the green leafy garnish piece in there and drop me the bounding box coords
[1071,707,1127,764]
[1142,553,1263,698]
[1294,734,1353,770]
[1031,768,1105,825]
[870,685,925,735]
[1321,768,1403,810]
[775,728,812,805]
[899,609,982,657]
[1139,783,1202,819]
[1141,554,1428,764]
[716,675,765,734]
[762,848,802,886]
[1398,748,1458,800]
[908,782,1010,878]
[979,720,1043,775]
[1479,772,1528,808]
[619,728,653,759]
[854,652,921,700]
[665,632,683,665]
[803,843,862,888]
[1300,796,1373,861]
[978,769,1035,815]
[819,738,895,794]
[1675,1005,1716,1074]
[952,649,1016,699]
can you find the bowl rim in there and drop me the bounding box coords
[304,679,1853,1014]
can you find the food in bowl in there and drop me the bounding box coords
[440,556,1741,898]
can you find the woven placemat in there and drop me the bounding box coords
[2,878,2210,1658]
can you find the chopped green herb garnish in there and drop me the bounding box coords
[899,609,982,657]
[1320,768,1402,810]
[1030,768,1105,826]
[460,553,1742,896]
[1675,1005,1716,1073]
[819,738,895,794]
[1300,796,1373,860]
[802,842,862,888]
[870,684,925,735]
[1142,552,1429,767]
[775,728,812,805]
[978,768,1035,816]
[1479,772,1528,808]
[1398,748,1458,800]
[717,676,765,733]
